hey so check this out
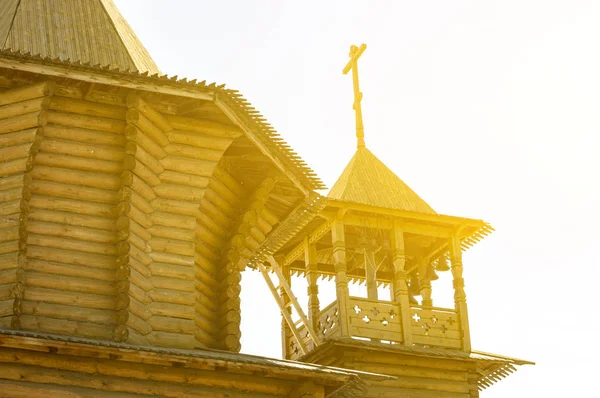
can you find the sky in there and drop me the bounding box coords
[115,1,600,396]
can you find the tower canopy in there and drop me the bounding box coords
[328,147,435,213]
[0,0,160,74]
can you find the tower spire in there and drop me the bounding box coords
[343,43,367,148]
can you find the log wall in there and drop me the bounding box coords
[0,79,280,351]
[0,82,54,330]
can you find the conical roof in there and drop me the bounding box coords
[0,0,160,74]
[328,147,435,214]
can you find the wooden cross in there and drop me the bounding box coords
[343,43,367,148]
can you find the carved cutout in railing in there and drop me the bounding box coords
[347,297,403,343]
[287,301,341,360]
[410,305,461,349]
[316,301,340,341]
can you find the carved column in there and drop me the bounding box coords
[280,261,292,359]
[331,220,350,336]
[449,234,471,352]
[304,239,320,332]
[391,220,412,345]
[419,257,433,309]
[365,238,378,300]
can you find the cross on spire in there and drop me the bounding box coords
[343,43,367,148]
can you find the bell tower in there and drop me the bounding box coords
[256,44,533,396]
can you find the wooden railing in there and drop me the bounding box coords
[409,305,462,349]
[286,300,463,359]
[347,296,403,343]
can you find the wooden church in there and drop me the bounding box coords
[0,1,532,397]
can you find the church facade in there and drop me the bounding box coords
[0,1,531,397]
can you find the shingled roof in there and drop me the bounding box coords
[0,0,160,74]
[328,147,435,214]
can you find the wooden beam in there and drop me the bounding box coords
[0,58,214,101]
[214,96,309,196]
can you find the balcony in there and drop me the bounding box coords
[286,297,463,361]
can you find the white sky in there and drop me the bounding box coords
[115,1,599,396]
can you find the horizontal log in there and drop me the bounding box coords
[28,195,117,217]
[25,270,116,296]
[0,213,20,229]
[31,165,121,190]
[118,202,152,229]
[126,243,152,266]
[151,211,195,229]
[151,198,199,217]
[43,124,125,147]
[27,245,116,269]
[127,283,149,306]
[147,330,195,350]
[27,233,117,256]
[154,184,206,201]
[49,96,126,120]
[149,251,194,267]
[26,220,115,243]
[0,158,27,177]
[0,240,19,255]
[23,287,115,310]
[126,109,169,146]
[127,256,152,279]
[159,170,210,188]
[0,143,31,162]
[0,199,20,216]
[0,128,38,147]
[40,138,124,162]
[148,238,195,256]
[19,315,113,339]
[121,187,154,214]
[166,115,242,138]
[126,311,152,336]
[149,224,195,241]
[0,284,14,300]
[21,301,116,324]
[127,94,173,133]
[124,155,160,186]
[0,299,12,317]
[0,173,27,191]
[194,327,218,347]
[129,267,152,292]
[29,208,116,231]
[24,258,115,281]
[195,223,221,250]
[149,316,194,334]
[0,252,19,271]
[201,189,237,218]
[199,200,233,228]
[212,167,245,197]
[148,301,194,320]
[196,211,228,238]
[166,130,232,151]
[35,152,123,174]
[149,262,193,280]
[164,143,222,162]
[0,97,50,120]
[148,288,194,306]
[121,171,156,201]
[151,276,193,293]
[194,240,219,263]
[0,81,55,106]
[207,178,240,204]
[124,125,166,160]
[46,111,125,134]
[0,111,46,134]
[30,180,120,204]
[117,217,151,241]
[124,230,150,253]
[161,155,217,177]
[125,141,164,174]
[129,295,152,321]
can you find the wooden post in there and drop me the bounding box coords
[365,244,378,300]
[419,257,433,309]
[304,238,320,332]
[280,261,292,359]
[449,234,471,352]
[331,220,350,336]
[391,220,412,346]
